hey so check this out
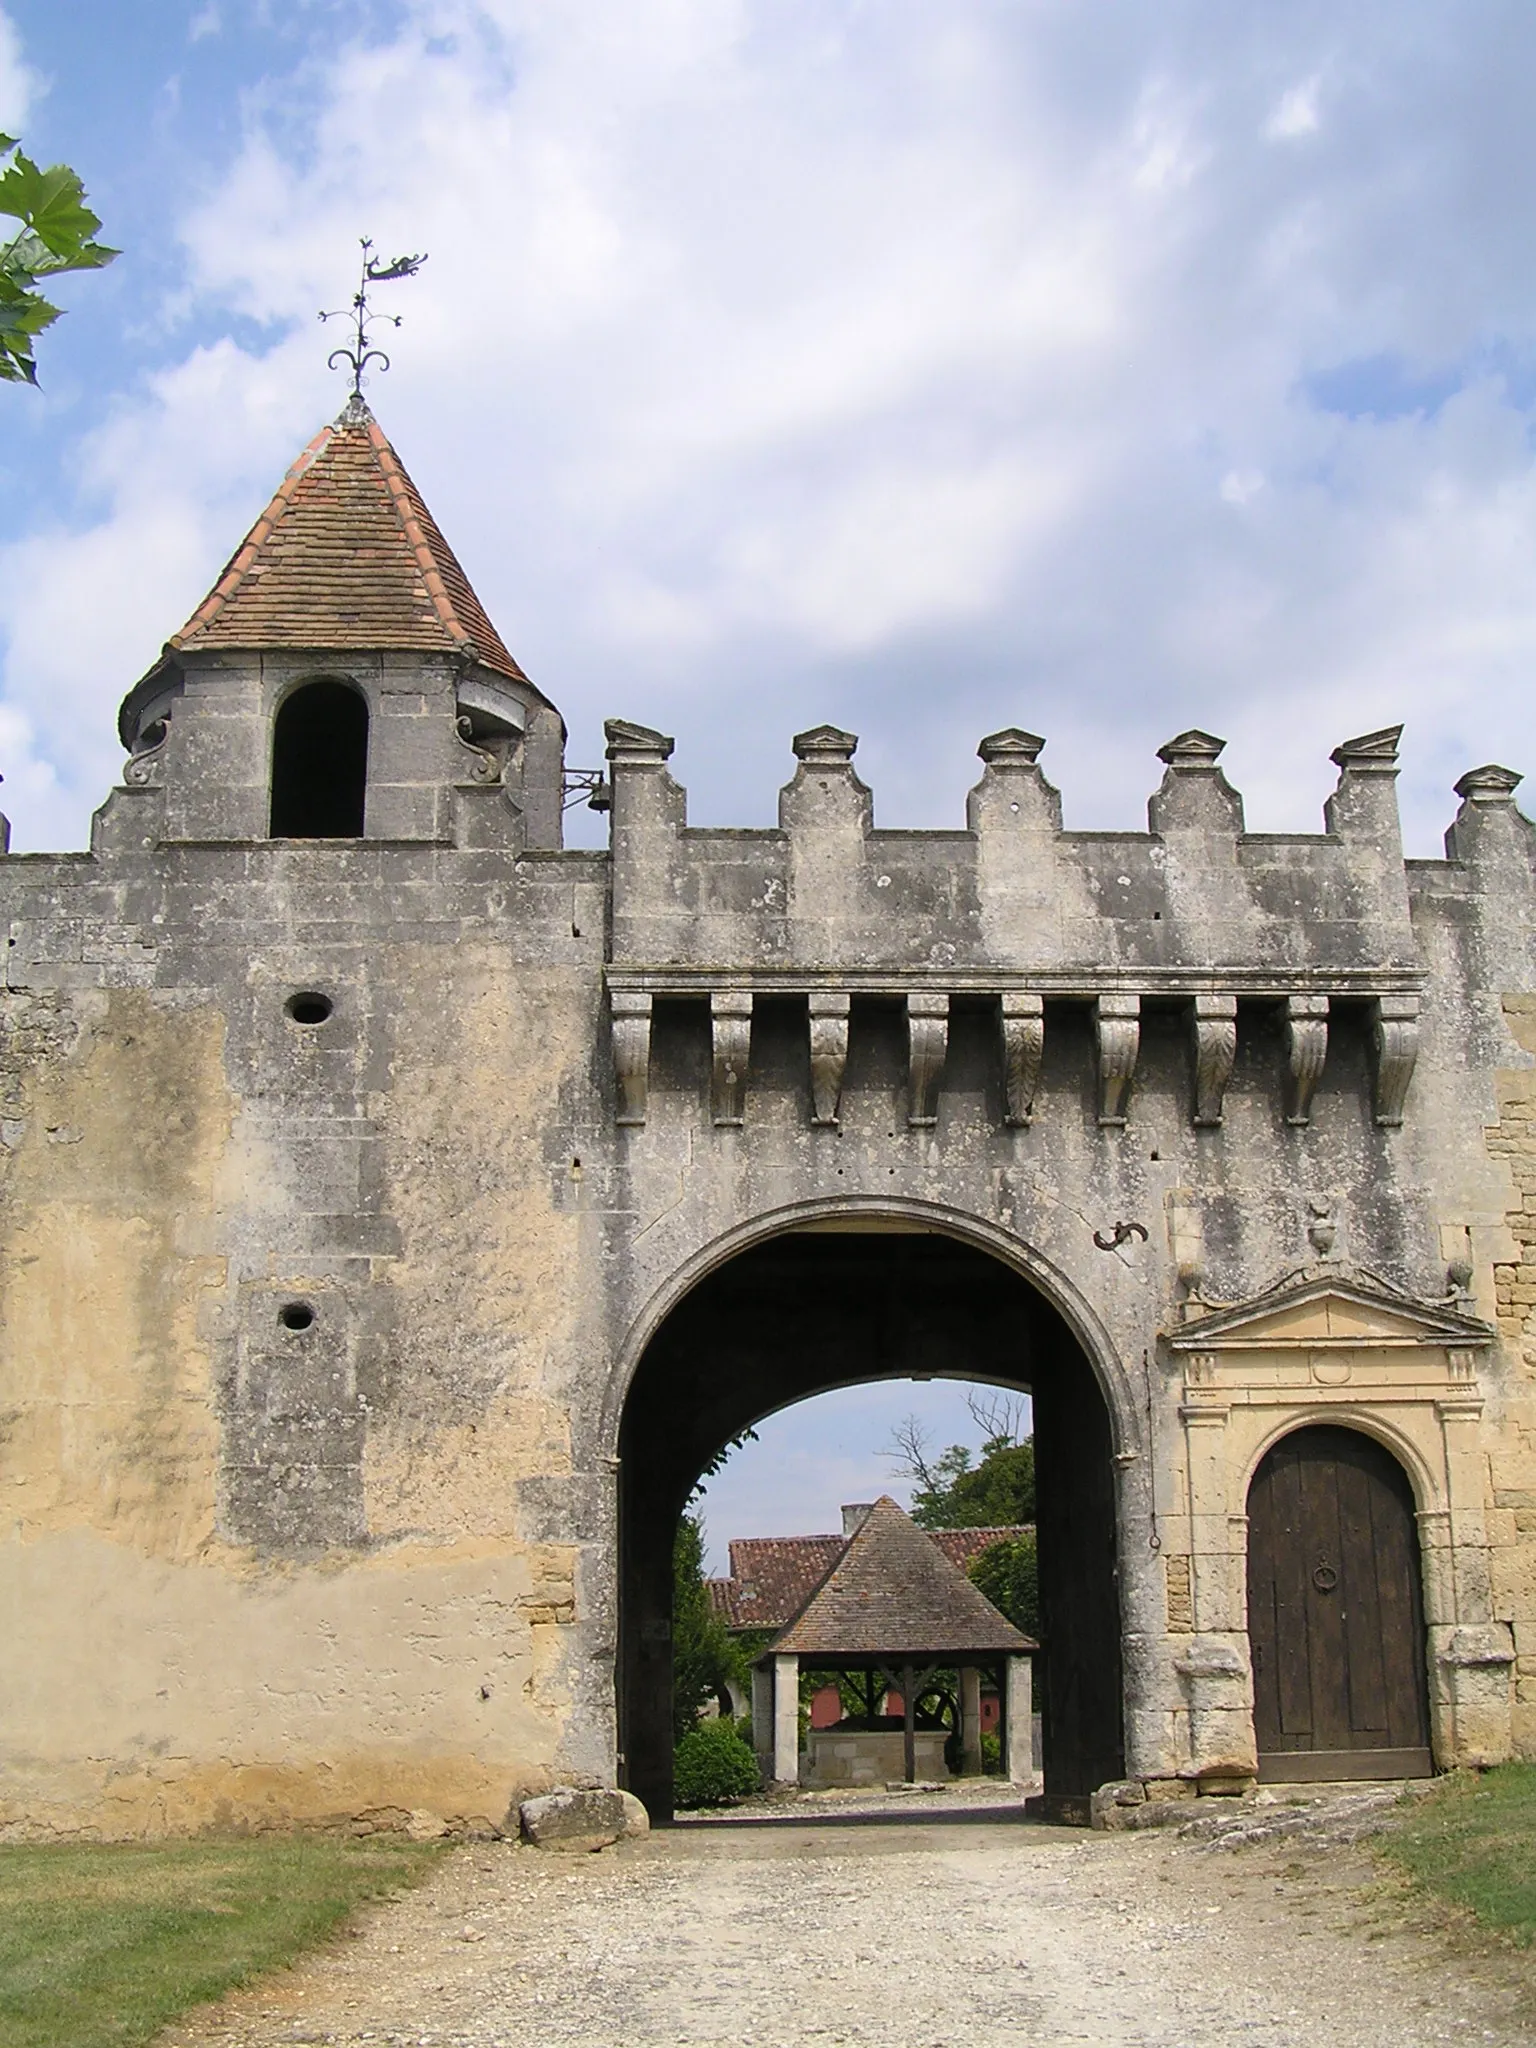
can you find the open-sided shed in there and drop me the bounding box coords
[754,1496,1037,1786]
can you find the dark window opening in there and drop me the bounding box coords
[285,992,333,1026]
[270,680,369,838]
[279,1302,315,1332]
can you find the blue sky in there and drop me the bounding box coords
[5,1,1536,862]
[692,1379,1028,1577]
[4,2,1536,1543]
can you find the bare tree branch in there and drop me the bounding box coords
[885,1413,940,1492]
[965,1387,1029,1446]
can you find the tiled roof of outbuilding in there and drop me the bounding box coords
[769,1496,1037,1660]
[707,1535,844,1630]
[167,397,527,681]
[706,1520,1030,1631]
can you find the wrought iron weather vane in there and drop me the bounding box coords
[320,238,428,395]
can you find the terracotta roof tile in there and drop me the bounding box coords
[712,1535,846,1630]
[705,1577,741,1624]
[169,398,526,680]
[708,1520,1030,1632]
[769,1496,1036,1660]
[930,1526,1032,1572]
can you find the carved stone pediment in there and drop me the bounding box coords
[1169,1267,1493,1354]
[1168,1266,1493,1410]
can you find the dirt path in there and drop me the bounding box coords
[165,1797,1534,2048]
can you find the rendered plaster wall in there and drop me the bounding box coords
[0,701,1534,1835]
[0,735,620,1837]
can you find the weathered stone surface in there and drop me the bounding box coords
[616,1789,651,1838]
[2,401,1535,1842]
[520,1788,634,1853]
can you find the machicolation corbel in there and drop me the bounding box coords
[808,992,851,1126]
[1095,994,1141,1126]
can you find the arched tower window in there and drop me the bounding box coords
[270,680,369,838]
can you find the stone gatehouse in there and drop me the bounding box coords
[1,396,1533,1835]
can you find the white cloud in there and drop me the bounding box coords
[0,6,36,133]
[1266,75,1323,140]
[693,1378,1015,1573]
[5,1,1536,856]
[1219,468,1266,506]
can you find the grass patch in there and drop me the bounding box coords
[0,1833,446,2048]
[1379,1763,1536,1944]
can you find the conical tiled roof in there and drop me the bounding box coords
[769,1496,1037,1660]
[167,397,527,681]
[707,1522,1031,1630]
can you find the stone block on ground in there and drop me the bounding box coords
[519,1786,640,1853]
[1089,1779,1146,1830]
[616,1789,650,1837]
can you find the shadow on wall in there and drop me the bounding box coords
[617,1226,1123,1822]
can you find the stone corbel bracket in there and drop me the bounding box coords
[123,725,171,788]
[602,975,1423,1131]
[1095,994,1141,1126]
[1370,993,1420,1126]
[1191,994,1237,1128]
[1001,992,1044,1126]
[452,712,504,785]
[907,993,949,1127]
[808,992,850,1127]
[611,992,653,1127]
[1283,994,1329,1125]
[710,991,753,1127]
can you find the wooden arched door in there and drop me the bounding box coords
[1246,1425,1431,1781]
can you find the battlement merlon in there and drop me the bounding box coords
[604,720,1532,994]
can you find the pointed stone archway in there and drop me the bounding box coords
[613,1220,1127,1821]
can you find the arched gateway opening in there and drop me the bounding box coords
[617,1223,1125,1820]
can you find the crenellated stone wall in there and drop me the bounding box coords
[0,697,1533,1834]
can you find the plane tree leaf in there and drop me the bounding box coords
[0,136,117,386]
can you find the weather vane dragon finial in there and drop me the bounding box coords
[319,238,428,397]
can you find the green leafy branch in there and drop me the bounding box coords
[0,135,118,387]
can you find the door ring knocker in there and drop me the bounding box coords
[1312,1558,1338,1593]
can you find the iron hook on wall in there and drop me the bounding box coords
[1093,1220,1149,1252]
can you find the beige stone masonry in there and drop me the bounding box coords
[1166,1269,1509,1775]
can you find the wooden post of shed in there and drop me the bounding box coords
[1005,1653,1033,1785]
[902,1661,916,1782]
[751,1662,774,1780]
[773,1653,799,1785]
[960,1665,983,1774]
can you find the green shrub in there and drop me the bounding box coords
[968,1531,1039,1639]
[672,1514,744,1739]
[674,1718,760,1808]
[980,1731,1002,1774]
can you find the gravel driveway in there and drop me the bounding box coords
[165,1788,1533,2048]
